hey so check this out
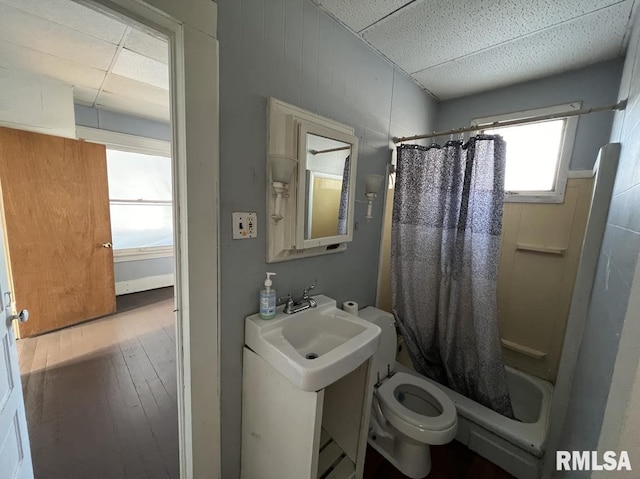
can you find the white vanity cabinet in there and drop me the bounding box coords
[240,297,380,479]
[241,348,374,479]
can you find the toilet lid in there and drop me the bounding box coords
[377,372,457,432]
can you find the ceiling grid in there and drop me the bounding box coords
[0,0,635,117]
[314,0,636,100]
[0,0,169,121]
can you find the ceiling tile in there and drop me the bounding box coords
[124,28,168,64]
[102,74,170,107]
[0,40,106,90]
[362,0,625,74]
[0,4,117,71]
[315,0,413,33]
[96,91,170,122]
[111,49,169,90]
[0,0,127,44]
[412,3,631,100]
[73,86,99,105]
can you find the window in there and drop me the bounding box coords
[474,102,579,203]
[106,149,173,252]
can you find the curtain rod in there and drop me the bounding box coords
[310,146,351,155]
[393,99,628,144]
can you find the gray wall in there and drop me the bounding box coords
[74,105,171,141]
[216,0,436,476]
[555,10,640,474]
[114,256,174,281]
[74,105,174,290]
[435,59,624,171]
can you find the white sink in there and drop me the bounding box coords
[245,295,381,391]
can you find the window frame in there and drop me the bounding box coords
[76,126,174,260]
[473,102,580,204]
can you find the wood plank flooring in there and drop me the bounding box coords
[17,287,177,479]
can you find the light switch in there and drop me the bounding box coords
[232,212,257,239]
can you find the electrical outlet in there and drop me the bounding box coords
[232,212,257,239]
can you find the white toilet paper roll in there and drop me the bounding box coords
[343,301,359,316]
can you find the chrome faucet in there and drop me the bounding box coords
[280,283,317,314]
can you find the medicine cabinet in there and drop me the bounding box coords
[267,98,358,263]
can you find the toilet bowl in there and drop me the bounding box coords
[358,307,458,479]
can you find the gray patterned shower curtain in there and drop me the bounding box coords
[337,155,350,235]
[391,136,514,418]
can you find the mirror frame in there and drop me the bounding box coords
[296,121,358,249]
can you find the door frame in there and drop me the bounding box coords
[75,1,221,477]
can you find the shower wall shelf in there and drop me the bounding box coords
[515,243,567,256]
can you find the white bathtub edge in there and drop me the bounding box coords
[394,363,553,458]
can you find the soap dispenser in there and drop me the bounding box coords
[259,272,277,319]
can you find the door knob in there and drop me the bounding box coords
[102,242,113,248]
[10,309,29,323]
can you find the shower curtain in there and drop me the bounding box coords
[391,136,514,418]
[337,155,350,235]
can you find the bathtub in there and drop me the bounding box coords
[396,363,553,479]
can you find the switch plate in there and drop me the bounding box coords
[232,212,257,239]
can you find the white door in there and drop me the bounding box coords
[0,196,33,478]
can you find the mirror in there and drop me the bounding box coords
[297,122,358,249]
[304,135,351,239]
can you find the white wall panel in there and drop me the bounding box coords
[0,4,117,70]
[111,49,169,90]
[0,39,106,90]
[124,28,168,63]
[103,74,169,107]
[0,68,76,138]
[0,0,127,44]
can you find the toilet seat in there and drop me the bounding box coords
[376,372,457,444]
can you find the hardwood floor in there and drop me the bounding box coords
[17,287,177,479]
[363,441,514,479]
[17,286,512,479]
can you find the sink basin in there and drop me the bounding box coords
[245,295,381,391]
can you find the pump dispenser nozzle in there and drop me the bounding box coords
[264,272,276,290]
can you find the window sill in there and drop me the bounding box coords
[113,246,174,262]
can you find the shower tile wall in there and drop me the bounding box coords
[557,9,640,473]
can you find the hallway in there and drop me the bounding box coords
[17,288,178,479]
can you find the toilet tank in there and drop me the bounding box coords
[358,307,397,382]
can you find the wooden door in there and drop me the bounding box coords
[0,180,33,478]
[0,126,116,337]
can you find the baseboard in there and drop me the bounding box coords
[115,274,174,295]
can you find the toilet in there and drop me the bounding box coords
[359,306,458,479]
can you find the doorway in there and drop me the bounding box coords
[0,0,220,477]
[1,1,178,476]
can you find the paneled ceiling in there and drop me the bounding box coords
[314,0,637,100]
[0,0,635,119]
[0,0,169,121]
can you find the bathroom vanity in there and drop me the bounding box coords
[241,296,381,479]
